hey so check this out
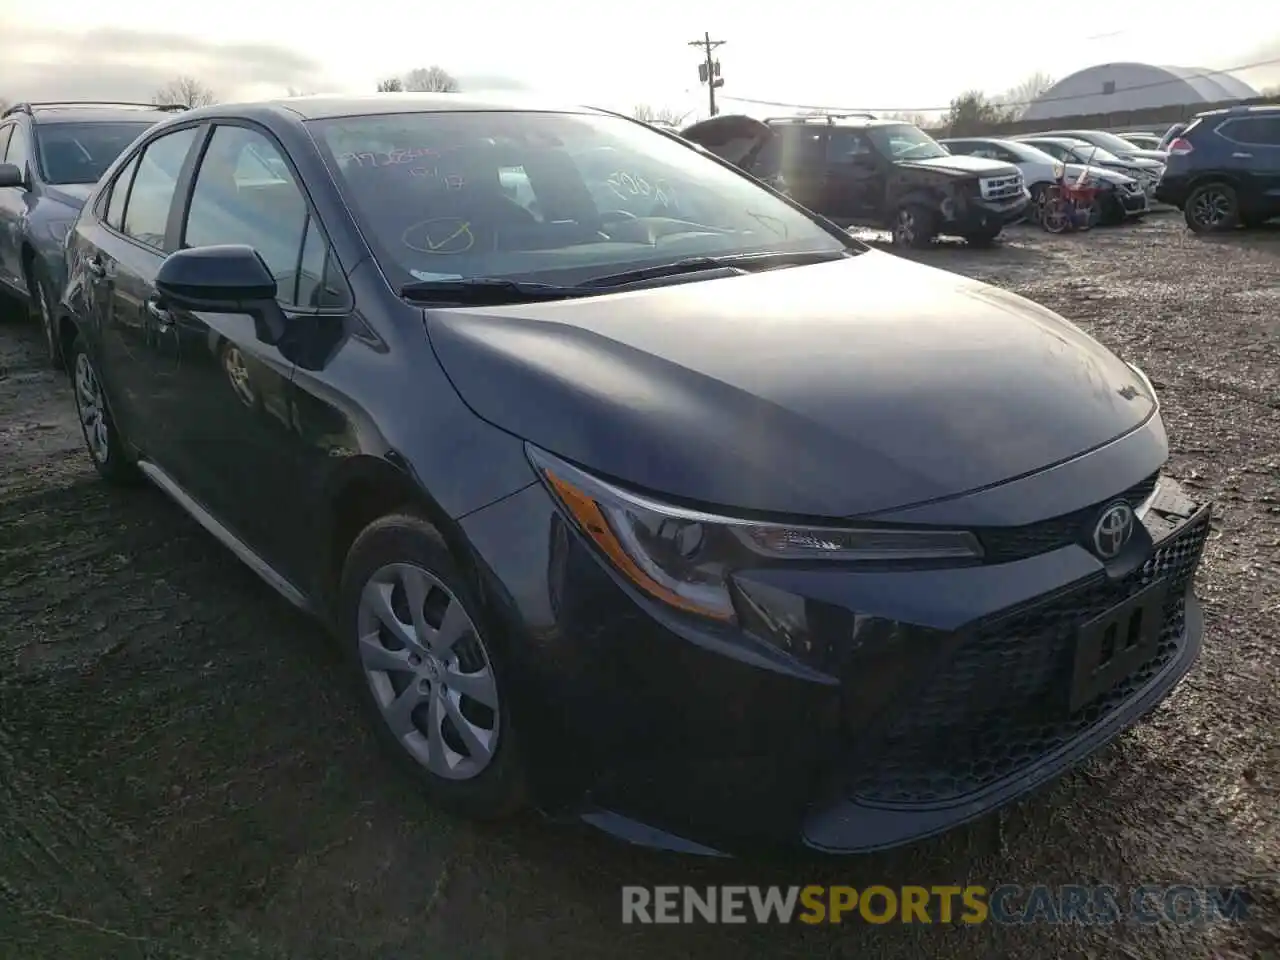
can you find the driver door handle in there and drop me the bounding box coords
[146,298,173,327]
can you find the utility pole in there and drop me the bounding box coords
[688,32,725,117]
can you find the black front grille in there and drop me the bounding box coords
[975,472,1159,564]
[844,508,1210,806]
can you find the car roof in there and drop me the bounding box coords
[178,93,605,123]
[1192,103,1280,119]
[1018,135,1089,145]
[3,103,182,125]
[763,114,903,129]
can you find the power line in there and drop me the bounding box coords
[719,56,1280,115]
[688,32,726,117]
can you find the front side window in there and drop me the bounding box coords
[311,110,849,287]
[827,128,873,161]
[121,126,200,249]
[1067,144,1122,165]
[866,124,948,160]
[35,122,154,185]
[183,125,313,305]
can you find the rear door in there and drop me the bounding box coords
[774,125,829,212]
[1214,115,1280,215]
[824,126,884,222]
[92,124,205,456]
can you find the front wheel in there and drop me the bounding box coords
[338,513,528,820]
[68,333,140,484]
[891,204,937,249]
[1185,182,1239,233]
[28,262,63,370]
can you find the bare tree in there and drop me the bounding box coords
[285,86,317,97]
[631,104,692,126]
[994,71,1055,119]
[152,76,216,108]
[376,77,404,93]
[402,66,460,93]
[879,111,932,127]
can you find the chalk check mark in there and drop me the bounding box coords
[426,222,471,252]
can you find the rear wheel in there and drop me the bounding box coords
[68,333,140,484]
[338,513,528,820]
[891,204,937,249]
[1185,182,1239,233]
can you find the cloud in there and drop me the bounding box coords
[0,23,330,103]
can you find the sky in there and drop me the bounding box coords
[2,2,1278,123]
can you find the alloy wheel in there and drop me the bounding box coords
[356,562,500,781]
[893,209,916,245]
[222,345,257,407]
[74,353,109,464]
[1190,189,1231,229]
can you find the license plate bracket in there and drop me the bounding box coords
[1069,579,1168,713]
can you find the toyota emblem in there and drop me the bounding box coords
[1092,501,1136,559]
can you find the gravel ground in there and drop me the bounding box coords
[0,214,1277,960]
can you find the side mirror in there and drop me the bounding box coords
[156,244,287,344]
[0,163,25,189]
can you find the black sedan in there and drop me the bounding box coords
[56,94,1211,857]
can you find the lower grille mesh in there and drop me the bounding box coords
[845,509,1210,806]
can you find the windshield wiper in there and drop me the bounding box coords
[576,249,853,290]
[399,278,588,304]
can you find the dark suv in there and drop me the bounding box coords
[683,113,1029,247]
[0,101,180,366]
[1153,105,1280,232]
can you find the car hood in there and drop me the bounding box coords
[899,154,1019,178]
[43,183,92,211]
[425,252,1155,519]
[1065,163,1133,184]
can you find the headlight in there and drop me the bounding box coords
[528,445,983,622]
[45,220,74,243]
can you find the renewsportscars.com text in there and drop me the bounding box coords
[621,884,1251,925]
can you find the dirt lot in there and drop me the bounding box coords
[1,214,1277,960]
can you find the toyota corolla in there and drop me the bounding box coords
[57,95,1211,856]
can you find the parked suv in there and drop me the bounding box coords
[1153,105,1280,232]
[683,114,1030,247]
[0,101,181,366]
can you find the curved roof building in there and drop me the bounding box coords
[1023,63,1259,121]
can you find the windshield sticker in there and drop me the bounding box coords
[605,172,671,206]
[403,218,475,254]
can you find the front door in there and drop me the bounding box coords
[0,121,29,293]
[1215,115,1280,214]
[161,122,325,578]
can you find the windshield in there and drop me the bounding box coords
[1069,130,1147,155]
[998,140,1060,165]
[866,124,949,160]
[35,121,154,185]
[310,110,851,286]
[1064,143,1123,165]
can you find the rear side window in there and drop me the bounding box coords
[122,126,200,250]
[1218,117,1280,147]
[105,154,141,230]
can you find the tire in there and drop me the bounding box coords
[1098,196,1125,227]
[337,513,528,820]
[68,332,141,484]
[26,261,63,370]
[1184,182,1239,233]
[891,203,937,249]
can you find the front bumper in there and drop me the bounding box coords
[460,449,1211,857]
[1117,186,1150,216]
[944,190,1031,233]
